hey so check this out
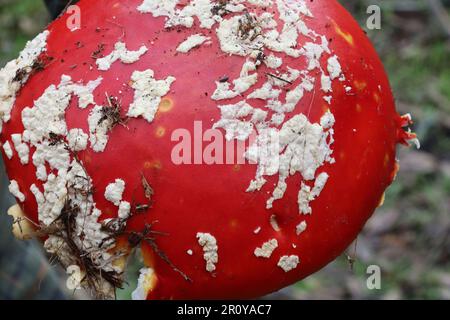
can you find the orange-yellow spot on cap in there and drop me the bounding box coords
[354,80,368,92]
[144,160,162,170]
[378,193,386,208]
[374,92,381,104]
[83,155,92,164]
[155,126,166,138]
[356,104,363,113]
[230,219,239,229]
[339,151,346,160]
[233,164,241,172]
[115,236,130,250]
[333,21,354,46]
[384,153,390,168]
[159,97,174,113]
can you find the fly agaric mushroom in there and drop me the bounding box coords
[0,0,418,299]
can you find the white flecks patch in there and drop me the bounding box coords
[263,111,335,212]
[11,134,29,165]
[296,221,307,235]
[268,68,302,88]
[34,158,125,296]
[298,172,329,215]
[254,226,262,234]
[247,82,281,101]
[212,101,260,141]
[187,249,194,256]
[2,141,13,159]
[96,42,148,71]
[270,214,281,232]
[8,180,25,202]
[246,176,267,192]
[30,183,44,204]
[327,55,342,80]
[179,0,218,29]
[280,74,315,113]
[248,0,273,7]
[176,34,211,53]
[33,161,79,224]
[278,255,300,272]
[118,201,131,219]
[302,41,328,71]
[320,110,336,129]
[254,239,278,258]
[138,0,246,29]
[139,1,344,215]
[32,143,69,182]
[212,60,258,101]
[196,232,218,273]
[88,105,111,153]
[216,14,265,57]
[263,21,303,57]
[67,128,89,152]
[127,69,176,123]
[21,75,101,147]
[264,54,283,69]
[243,111,334,210]
[131,268,155,300]
[72,78,103,109]
[270,113,285,126]
[21,75,101,181]
[138,0,194,28]
[0,30,49,125]
[321,73,332,93]
[104,179,126,206]
[1,47,127,295]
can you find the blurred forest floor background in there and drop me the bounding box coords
[0,0,449,299]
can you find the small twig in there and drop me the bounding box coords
[346,238,358,273]
[141,173,154,201]
[265,72,293,85]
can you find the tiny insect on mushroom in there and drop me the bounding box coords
[0,0,418,300]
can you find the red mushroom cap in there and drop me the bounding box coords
[0,0,417,299]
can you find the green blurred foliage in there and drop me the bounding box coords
[0,0,48,63]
